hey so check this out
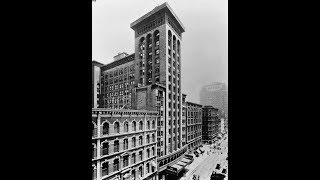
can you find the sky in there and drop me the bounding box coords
[93,0,228,103]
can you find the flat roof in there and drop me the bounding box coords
[100,53,135,71]
[92,108,158,114]
[130,2,185,33]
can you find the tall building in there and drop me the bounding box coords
[186,101,203,151]
[92,108,159,180]
[93,3,191,180]
[131,4,186,173]
[199,82,228,117]
[202,106,221,144]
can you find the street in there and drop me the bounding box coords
[175,135,228,180]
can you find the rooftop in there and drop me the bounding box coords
[186,101,203,107]
[130,2,185,33]
[100,53,135,71]
[92,60,104,67]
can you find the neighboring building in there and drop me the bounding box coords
[93,2,190,180]
[99,53,136,109]
[92,109,158,180]
[93,60,105,108]
[202,106,221,144]
[186,101,202,151]
[200,82,228,117]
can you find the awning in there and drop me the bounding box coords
[181,158,192,164]
[167,164,184,175]
[176,161,187,167]
[172,164,183,171]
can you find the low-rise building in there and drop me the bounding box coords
[92,109,158,180]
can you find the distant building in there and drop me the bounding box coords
[200,82,228,117]
[202,106,220,144]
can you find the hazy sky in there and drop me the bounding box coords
[93,0,228,103]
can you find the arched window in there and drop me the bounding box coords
[152,120,155,129]
[113,159,119,172]
[147,149,150,158]
[132,121,136,131]
[177,40,180,55]
[146,162,150,173]
[132,137,136,148]
[124,121,129,132]
[123,139,128,150]
[139,121,143,130]
[139,166,143,177]
[123,155,129,168]
[139,37,145,59]
[114,122,120,133]
[101,161,109,176]
[173,35,176,51]
[114,140,119,152]
[102,122,109,135]
[146,34,152,50]
[92,122,97,137]
[147,135,150,144]
[101,141,109,156]
[139,151,143,161]
[152,147,155,156]
[147,121,150,130]
[154,30,160,47]
[168,30,172,46]
[139,136,143,146]
[92,143,97,159]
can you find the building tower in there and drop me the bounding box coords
[130,2,185,157]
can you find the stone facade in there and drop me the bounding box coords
[92,109,158,180]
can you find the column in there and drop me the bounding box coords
[97,160,101,180]
[97,113,101,137]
